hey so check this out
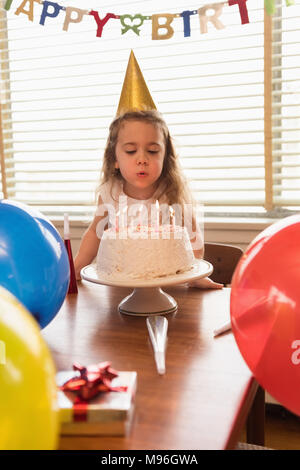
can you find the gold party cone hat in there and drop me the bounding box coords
[116,50,156,116]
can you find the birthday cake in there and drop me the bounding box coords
[96,224,195,281]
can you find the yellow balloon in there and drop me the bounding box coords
[0,286,59,449]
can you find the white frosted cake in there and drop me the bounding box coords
[97,224,195,281]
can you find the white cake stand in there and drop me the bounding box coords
[81,259,213,316]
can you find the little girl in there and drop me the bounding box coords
[74,110,222,289]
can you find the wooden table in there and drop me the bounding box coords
[42,282,263,450]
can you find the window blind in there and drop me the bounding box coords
[271,0,300,210]
[0,0,299,220]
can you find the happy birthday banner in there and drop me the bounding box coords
[3,0,295,39]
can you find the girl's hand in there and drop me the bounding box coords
[188,277,223,289]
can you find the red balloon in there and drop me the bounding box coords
[230,215,300,416]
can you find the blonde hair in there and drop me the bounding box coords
[97,110,192,206]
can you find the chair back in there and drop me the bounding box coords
[204,242,243,285]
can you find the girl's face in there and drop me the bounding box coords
[115,120,165,199]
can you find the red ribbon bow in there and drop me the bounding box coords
[60,361,127,403]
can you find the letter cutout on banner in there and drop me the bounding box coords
[152,14,175,40]
[198,3,225,34]
[4,0,14,10]
[180,10,194,37]
[264,0,276,15]
[15,0,41,22]
[120,14,145,36]
[40,1,63,26]
[89,11,117,37]
[228,0,249,24]
[63,7,88,31]
[264,0,293,14]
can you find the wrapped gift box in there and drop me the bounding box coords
[57,370,137,436]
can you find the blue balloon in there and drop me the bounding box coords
[0,200,70,328]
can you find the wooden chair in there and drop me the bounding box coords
[204,242,244,285]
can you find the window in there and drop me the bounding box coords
[270,0,300,212]
[0,0,299,220]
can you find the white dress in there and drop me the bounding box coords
[95,180,169,226]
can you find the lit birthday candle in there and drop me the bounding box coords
[64,212,70,240]
[169,206,175,229]
[138,204,143,228]
[121,205,127,229]
[155,200,160,230]
[115,210,120,231]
